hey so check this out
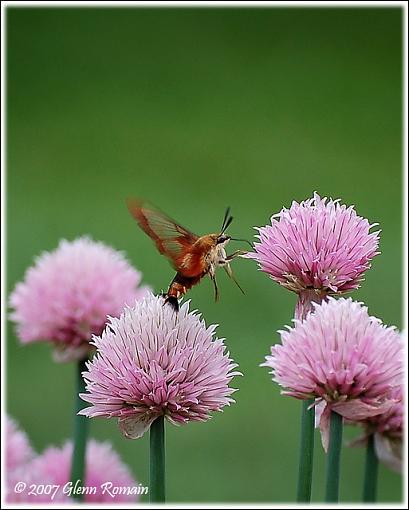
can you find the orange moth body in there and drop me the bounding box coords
[127,199,246,310]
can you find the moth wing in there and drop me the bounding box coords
[127,198,199,270]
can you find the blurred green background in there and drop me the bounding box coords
[6,7,403,503]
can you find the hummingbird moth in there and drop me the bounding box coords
[127,199,248,311]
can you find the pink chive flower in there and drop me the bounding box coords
[29,440,141,502]
[6,417,34,472]
[5,417,69,503]
[369,386,404,437]
[79,294,241,439]
[9,237,150,362]
[350,385,404,472]
[246,193,380,318]
[262,298,403,451]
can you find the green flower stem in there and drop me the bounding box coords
[363,433,378,502]
[150,415,166,503]
[325,410,343,502]
[297,398,315,502]
[70,358,89,501]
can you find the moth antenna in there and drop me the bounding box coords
[221,215,234,235]
[220,206,231,233]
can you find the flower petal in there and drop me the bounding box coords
[52,343,91,363]
[374,433,402,473]
[318,404,332,452]
[118,414,158,439]
[332,399,395,421]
